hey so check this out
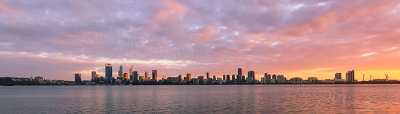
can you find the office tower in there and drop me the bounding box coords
[232,74,235,83]
[213,75,216,81]
[186,73,191,82]
[145,71,149,80]
[238,68,242,76]
[272,74,277,82]
[206,72,210,80]
[198,76,204,84]
[248,71,255,82]
[264,73,271,83]
[133,71,139,83]
[223,75,226,80]
[129,65,133,77]
[237,75,241,83]
[178,74,182,82]
[241,75,245,82]
[227,75,230,83]
[91,71,97,82]
[152,70,157,82]
[75,73,82,84]
[105,63,113,84]
[124,73,128,79]
[346,70,355,82]
[277,75,286,83]
[335,73,342,79]
[118,65,123,78]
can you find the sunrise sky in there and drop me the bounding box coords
[1,0,400,81]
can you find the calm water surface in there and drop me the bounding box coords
[1,84,400,113]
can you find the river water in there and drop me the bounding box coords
[1,84,400,113]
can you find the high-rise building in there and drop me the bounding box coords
[227,75,230,83]
[198,76,204,84]
[232,74,235,83]
[133,71,139,83]
[91,71,97,82]
[248,71,255,82]
[124,73,129,79]
[335,73,342,79]
[272,74,277,82]
[237,75,241,83]
[264,73,271,83]
[186,73,191,82]
[223,75,226,80]
[118,65,123,78]
[206,72,210,80]
[213,75,216,81]
[152,70,157,82]
[145,71,149,79]
[105,63,113,84]
[238,68,242,76]
[277,75,286,83]
[178,74,182,82]
[75,73,82,84]
[129,65,133,77]
[346,70,355,82]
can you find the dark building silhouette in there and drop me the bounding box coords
[238,68,242,76]
[248,71,255,82]
[152,70,157,82]
[346,70,355,82]
[75,73,81,84]
[105,63,112,84]
[335,73,342,79]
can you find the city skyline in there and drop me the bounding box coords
[1,0,400,81]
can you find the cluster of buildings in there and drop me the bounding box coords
[73,63,388,85]
[1,63,397,86]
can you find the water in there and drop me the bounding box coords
[1,84,400,113]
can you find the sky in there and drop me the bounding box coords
[1,0,400,81]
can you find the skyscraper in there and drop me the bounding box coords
[335,73,342,79]
[264,73,271,83]
[91,71,97,82]
[145,71,149,80]
[346,70,355,82]
[129,65,133,78]
[124,73,129,80]
[206,72,210,80]
[118,65,123,78]
[272,74,277,82]
[105,63,112,84]
[133,71,139,83]
[227,75,230,83]
[238,68,242,76]
[186,73,191,83]
[75,73,81,85]
[232,74,235,83]
[248,71,255,82]
[152,70,157,82]
[223,75,226,80]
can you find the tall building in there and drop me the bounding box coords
[272,74,277,82]
[335,73,342,79]
[129,65,133,78]
[238,68,242,76]
[133,71,139,83]
[248,71,255,82]
[105,63,113,84]
[152,70,157,82]
[213,75,216,81]
[124,73,129,80]
[178,74,182,82]
[223,75,226,80]
[145,71,149,79]
[91,71,97,82]
[232,74,235,83]
[346,70,355,82]
[264,73,271,83]
[227,75,230,83]
[206,72,210,80]
[186,73,191,83]
[198,76,204,84]
[118,65,123,78]
[277,75,286,83]
[75,73,82,84]
[237,75,241,83]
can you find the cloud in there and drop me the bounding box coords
[361,52,377,57]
